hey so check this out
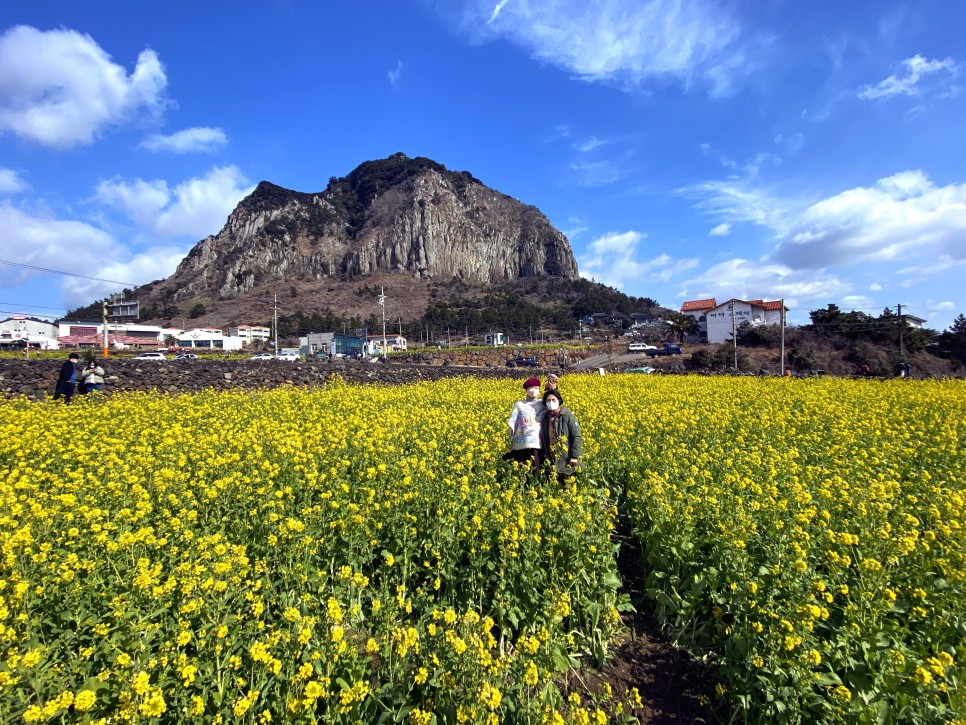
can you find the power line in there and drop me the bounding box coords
[0,258,136,287]
[0,301,68,311]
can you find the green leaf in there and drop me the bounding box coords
[551,648,571,672]
[813,672,842,686]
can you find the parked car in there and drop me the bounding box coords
[276,352,300,362]
[506,356,538,368]
[135,352,166,361]
[645,343,683,357]
[174,353,198,360]
[251,353,274,361]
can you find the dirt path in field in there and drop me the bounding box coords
[570,525,726,723]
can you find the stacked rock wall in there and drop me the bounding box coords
[0,352,592,401]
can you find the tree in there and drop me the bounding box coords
[666,312,700,342]
[937,314,966,366]
[188,303,206,319]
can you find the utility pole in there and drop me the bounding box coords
[897,303,905,358]
[731,301,738,369]
[102,299,110,359]
[273,293,279,354]
[780,299,786,377]
[378,287,387,359]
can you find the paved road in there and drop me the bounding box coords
[570,352,653,370]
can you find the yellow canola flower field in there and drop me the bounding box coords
[609,375,965,723]
[0,379,629,724]
[0,374,963,723]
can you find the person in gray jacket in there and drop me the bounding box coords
[539,388,582,482]
[80,360,106,392]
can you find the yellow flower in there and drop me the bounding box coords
[132,671,151,696]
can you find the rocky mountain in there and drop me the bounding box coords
[135,153,580,325]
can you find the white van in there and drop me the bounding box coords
[627,343,656,352]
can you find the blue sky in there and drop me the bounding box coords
[1,0,964,330]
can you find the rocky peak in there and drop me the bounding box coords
[138,153,581,320]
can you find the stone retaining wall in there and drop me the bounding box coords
[0,355,589,401]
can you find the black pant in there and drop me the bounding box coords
[502,448,540,474]
[53,382,76,404]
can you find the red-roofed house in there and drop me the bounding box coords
[700,298,787,343]
[680,298,717,339]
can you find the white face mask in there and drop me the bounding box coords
[526,386,540,398]
[546,400,560,411]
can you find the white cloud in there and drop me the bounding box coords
[0,25,167,148]
[139,127,228,154]
[388,60,404,86]
[678,169,966,327]
[574,136,606,153]
[487,0,512,23]
[840,294,875,310]
[569,159,627,187]
[96,165,254,239]
[578,230,698,289]
[0,196,228,309]
[0,202,117,286]
[709,222,731,236]
[561,216,588,241]
[0,168,27,193]
[682,258,853,309]
[681,179,789,232]
[858,54,960,101]
[60,247,189,309]
[684,170,966,275]
[95,177,170,227]
[774,171,966,269]
[436,0,753,96]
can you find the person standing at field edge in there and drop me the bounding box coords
[53,352,80,404]
[539,388,582,483]
[81,359,106,392]
[504,376,546,474]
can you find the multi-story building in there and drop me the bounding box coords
[57,321,167,349]
[177,328,244,350]
[681,298,786,344]
[300,332,365,358]
[0,316,59,349]
[229,325,271,344]
[366,334,408,355]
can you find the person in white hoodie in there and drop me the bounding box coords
[503,376,546,474]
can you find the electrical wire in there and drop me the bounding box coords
[0,258,136,287]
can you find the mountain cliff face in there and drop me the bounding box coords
[147,154,579,311]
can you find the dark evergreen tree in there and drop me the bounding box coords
[937,314,966,365]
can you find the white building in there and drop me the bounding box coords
[57,321,167,349]
[681,298,786,344]
[229,325,271,344]
[0,316,59,349]
[365,334,407,355]
[301,332,365,357]
[177,328,244,351]
[484,332,506,346]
